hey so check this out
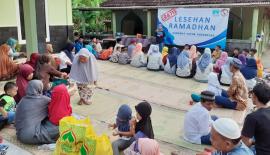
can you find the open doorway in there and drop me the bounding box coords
[121,12,143,35]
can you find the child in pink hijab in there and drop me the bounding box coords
[189,45,198,62]
[124,138,163,155]
[214,52,228,73]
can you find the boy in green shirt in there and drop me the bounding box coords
[0,82,17,126]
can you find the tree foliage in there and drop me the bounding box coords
[72,0,111,33]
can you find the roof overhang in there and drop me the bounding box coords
[74,2,270,11]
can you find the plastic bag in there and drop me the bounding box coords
[54,116,95,155]
[95,134,113,155]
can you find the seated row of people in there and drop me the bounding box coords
[184,82,270,155]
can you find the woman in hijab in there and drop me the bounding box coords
[161,46,169,64]
[15,64,34,102]
[164,47,180,74]
[135,101,154,139]
[0,44,19,81]
[176,50,193,78]
[238,54,247,67]
[194,48,213,83]
[191,72,222,103]
[35,55,67,91]
[147,45,163,71]
[131,43,147,68]
[85,44,98,58]
[219,57,233,86]
[214,52,228,73]
[124,138,163,155]
[6,38,22,60]
[26,53,40,69]
[70,48,98,105]
[48,84,72,125]
[240,58,258,90]
[15,80,59,144]
[189,45,198,62]
[58,42,74,73]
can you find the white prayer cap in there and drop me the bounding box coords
[212,118,241,139]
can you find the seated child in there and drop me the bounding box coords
[118,51,131,65]
[191,72,222,103]
[110,104,134,155]
[99,47,113,60]
[110,46,121,63]
[48,84,72,125]
[184,90,217,145]
[124,138,164,155]
[0,82,17,129]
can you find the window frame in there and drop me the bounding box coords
[15,0,50,44]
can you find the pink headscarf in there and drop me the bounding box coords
[132,43,143,57]
[189,45,197,61]
[215,52,228,69]
[138,138,163,155]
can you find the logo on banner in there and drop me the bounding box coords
[161,8,177,22]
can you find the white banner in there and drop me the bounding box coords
[157,8,230,49]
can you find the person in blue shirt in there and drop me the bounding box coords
[74,35,84,54]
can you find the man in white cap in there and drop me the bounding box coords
[215,58,248,111]
[210,118,253,155]
[242,83,270,155]
[184,90,217,145]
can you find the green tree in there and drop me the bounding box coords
[72,0,111,33]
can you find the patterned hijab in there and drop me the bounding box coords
[177,50,190,69]
[197,48,212,72]
[70,48,98,84]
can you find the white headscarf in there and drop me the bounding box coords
[207,72,222,96]
[147,44,159,56]
[70,48,98,84]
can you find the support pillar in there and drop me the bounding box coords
[147,10,152,37]
[112,12,116,37]
[252,8,259,49]
[35,0,46,53]
[23,0,46,56]
[81,11,86,35]
[23,0,38,58]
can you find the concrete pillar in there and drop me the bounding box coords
[252,8,259,48]
[23,0,38,58]
[35,0,46,53]
[112,12,116,37]
[81,11,86,35]
[147,10,152,37]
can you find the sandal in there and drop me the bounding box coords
[77,99,83,105]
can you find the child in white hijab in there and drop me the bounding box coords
[190,72,222,103]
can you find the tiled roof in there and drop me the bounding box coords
[101,0,270,7]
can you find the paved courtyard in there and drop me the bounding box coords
[1,60,253,155]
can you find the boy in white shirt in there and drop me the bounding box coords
[184,90,216,145]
